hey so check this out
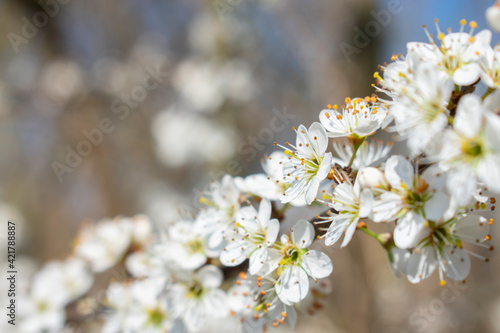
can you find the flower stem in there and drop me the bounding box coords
[347,137,365,168]
[358,225,390,248]
[482,87,495,100]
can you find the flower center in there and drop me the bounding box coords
[186,281,206,299]
[462,139,483,158]
[279,245,308,268]
[147,308,166,327]
[186,239,204,255]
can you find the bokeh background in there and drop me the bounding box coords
[1,0,499,332]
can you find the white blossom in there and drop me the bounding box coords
[317,174,372,247]
[74,218,133,273]
[274,221,333,305]
[486,2,500,33]
[220,199,280,274]
[319,97,387,139]
[436,94,500,204]
[407,214,491,285]
[278,123,333,205]
[170,265,228,332]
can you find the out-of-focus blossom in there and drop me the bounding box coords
[172,59,254,114]
[74,218,133,272]
[170,265,228,332]
[152,108,238,167]
[486,1,500,33]
[39,60,85,104]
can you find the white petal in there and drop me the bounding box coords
[276,266,309,304]
[220,240,249,267]
[304,177,320,204]
[317,152,333,180]
[385,155,414,189]
[301,250,333,279]
[236,206,260,234]
[452,214,489,243]
[446,168,476,206]
[407,246,437,283]
[286,305,297,329]
[359,188,373,218]
[441,246,470,281]
[478,155,500,193]
[484,89,500,114]
[452,63,480,86]
[324,215,350,246]
[454,94,483,137]
[203,289,228,318]
[207,228,227,252]
[248,247,267,275]
[389,246,411,278]
[291,220,315,248]
[421,164,447,192]
[371,192,403,222]
[308,122,328,154]
[266,219,280,246]
[424,192,450,221]
[394,212,428,249]
[484,111,500,148]
[282,178,307,204]
[341,218,358,247]
[198,265,223,288]
[257,199,272,227]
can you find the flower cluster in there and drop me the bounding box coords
[16,16,500,333]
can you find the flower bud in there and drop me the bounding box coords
[358,167,387,189]
[486,3,500,33]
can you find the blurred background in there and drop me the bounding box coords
[0,0,499,332]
